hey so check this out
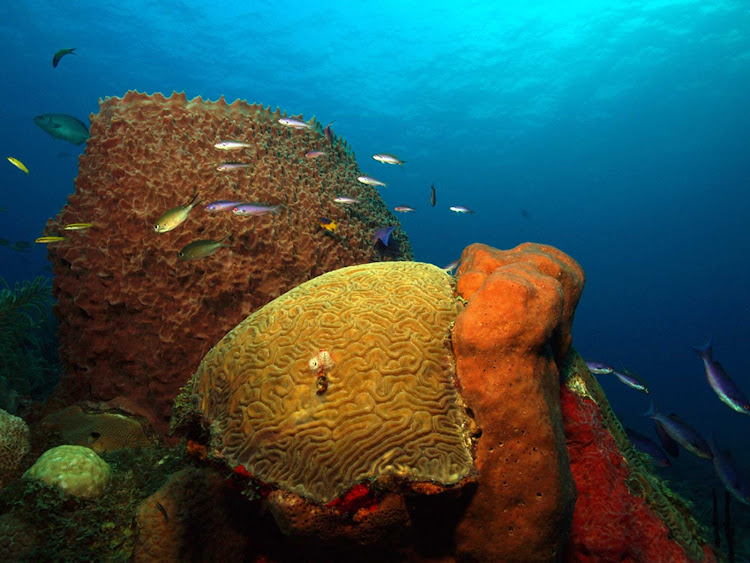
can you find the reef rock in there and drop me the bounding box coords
[47,91,411,433]
[451,242,584,561]
[23,445,111,499]
[0,408,31,489]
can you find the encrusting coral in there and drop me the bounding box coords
[47,90,412,433]
[0,408,31,489]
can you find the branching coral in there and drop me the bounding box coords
[0,276,59,411]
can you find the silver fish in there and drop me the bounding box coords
[204,200,243,212]
[333,196,360,204]
[278,117,311,129]
[394,205,415,213]
[216,162,252,171]
[450,206,474,214]
[214,140,251,150]
[373,153,405,166]
[232,203,284,216]
[357,175,386,187]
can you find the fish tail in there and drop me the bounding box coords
[692,337,713,359]
[272,204,286,215]
[218,233,232,245]
[188,193,202,208]
[399,160,406,167]
[644,399,657,418]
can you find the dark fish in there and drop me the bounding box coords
[52,48,76,68]
[0,238,9,246]
[33,114,89,145]
[710,436,750,505]
[654,419,680,458]
[12,241,31,252]
[430,184,436,207]
[324,121,334,144]
[373,225,401,256]
[694,339,750,415]
[644,401,712,459]
[611,368,649,394]
[584,360,614,375]
[625,427,671,467]
[178,235,231,261]
[155,501,169,521]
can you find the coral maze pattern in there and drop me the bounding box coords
[190,262,473,503]
[48,91,410,431]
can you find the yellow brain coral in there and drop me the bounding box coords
[188,262,474,503]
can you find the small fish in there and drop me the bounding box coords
[13,241,30,251]
[694,338,750,415]
[178,235,231,261]
[35,236,66,243]
[232,203,284,217]
[333,196,360,205]
[52,48,76,68]
[584,360,615,375]
[394,205,415,213]
[611,368,650,394]
[62,223,93,230]
[430,184,436,207]
[644,401,712,459]
[324,121,335,144]
[305,150,326,159]
[373,226,401,256]
[442,259,461,274]
[278,117,311,129]
[7,157,29,174]
[625,427,671,468]
[0,238,9,246]
[450,206,474,214]
[204,200,243,212]
[373,153,405,166]
[317,218,338,232]
[154,194,201,233]
[155,501,169,522]
[710,435,750,505]
[214,140,251,150]
[216,162,251,171]
[357,175,386,187]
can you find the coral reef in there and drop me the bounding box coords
[0,408,31,489]
[176,261,474,504]
[47,91,412,433]
[0,514,37,561]
[562,351,715,562]
[451,242,585,561]
[24,445,111,499]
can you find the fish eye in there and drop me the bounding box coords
[178,252,184,258]
[154,224,159,231]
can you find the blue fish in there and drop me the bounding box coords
[709,435,750,505]
[611,368,649,394]
[625,427,671,467]
[373,225,401,256]
[644,401,712,460]
[694,338,750,415]
[654,419,680,458]
[584,360,614,375]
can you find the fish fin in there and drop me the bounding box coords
[692,337,713,359]
[644,399,657,418]
[188,193,201,208]
[218,233,232,244]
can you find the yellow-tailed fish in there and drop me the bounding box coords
[178,234,231,261]
[7,157,29,174]
[35,236,66,243]
[154,194,201,233]
[317,217,338,233]
[63,223,93,230]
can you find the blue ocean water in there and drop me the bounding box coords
[2,0,749,547]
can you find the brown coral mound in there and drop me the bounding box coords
[40,405,152,454]
[184,261,473,503]
[47,91,411,433]
[451,242,585,561]
[0,408,31,489]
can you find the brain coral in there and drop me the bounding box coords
[23,445,111,499]
[47,90,411,433]
[181,261,474,503]
[0,408,31,489]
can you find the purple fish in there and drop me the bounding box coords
[654,420,680,458]
[644,401,712,460]
[232,203,284,216]
[694,338,750,415]
[584,360,615,375]
[710,435,750,505]
[217,162,251,171]
[625,427,671,468]
[611,368,649,394]
[373,225,400,256]
[204,200,242,212]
